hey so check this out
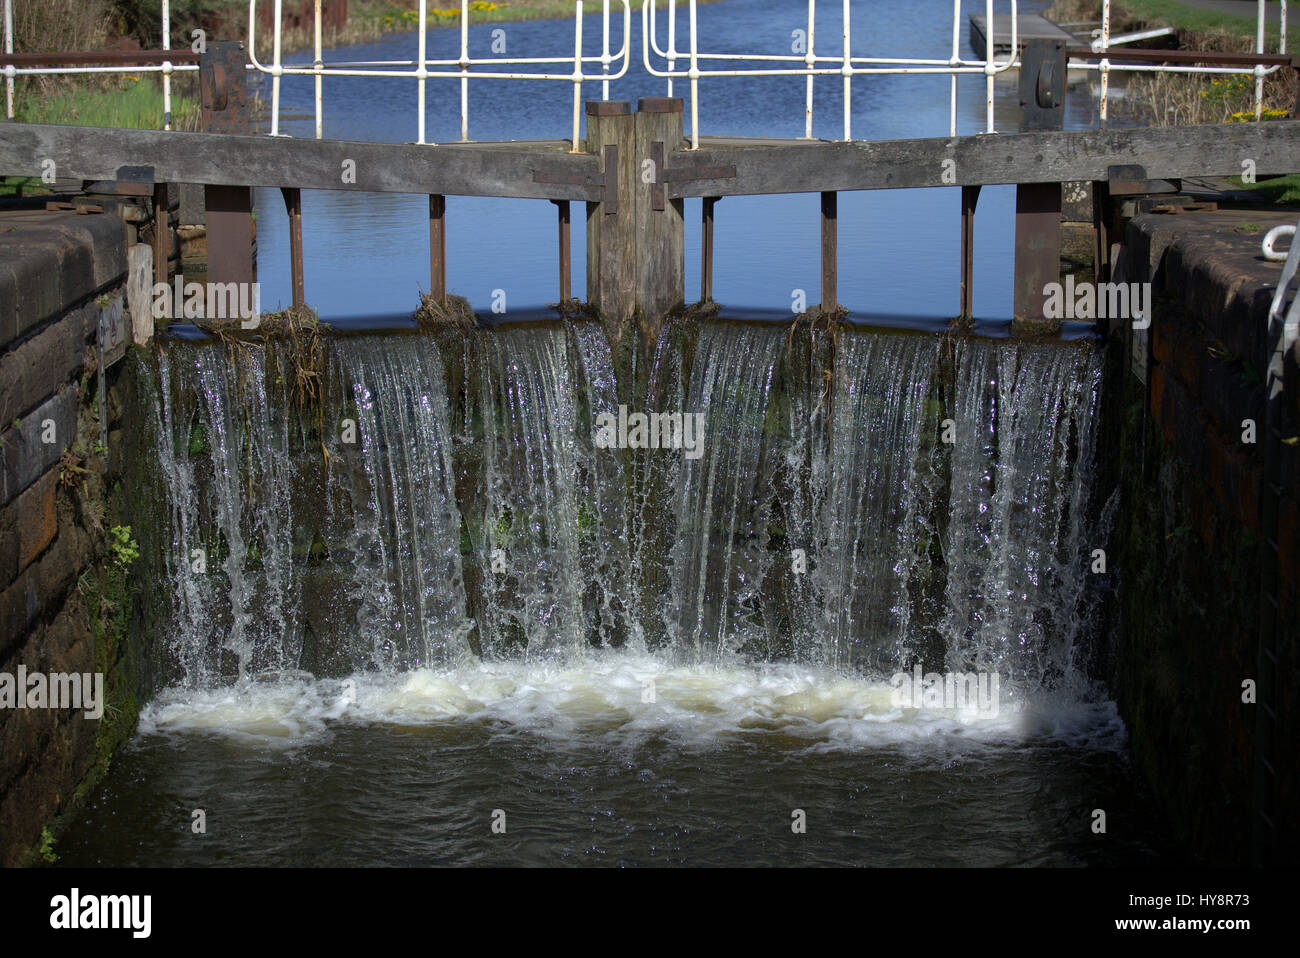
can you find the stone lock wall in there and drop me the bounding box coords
[0,209,152,866]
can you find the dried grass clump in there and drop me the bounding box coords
[414,293,477,332]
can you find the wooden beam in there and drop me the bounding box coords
[2,121,1294,200]
[663,122,1300,196]
[0,123,603,200]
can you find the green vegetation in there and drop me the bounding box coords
[15,75,201,131]
[1109,0,1300,50]
[1232,174,1300,205]
[108,525,141,570]
[0,177,50,198]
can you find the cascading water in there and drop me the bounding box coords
[149,334,471,684]
[144,320,1109,691]
[60,316,1170,868]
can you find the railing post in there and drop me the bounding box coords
[1013,39,1066,332]
[153,183,170,288]
[281,187,305,308]
[200,40,254,296]
[551,198,571,303]
[820,191,837,312]
[701,196,718,303]
[960,185,981,321]
[429,194,446,304]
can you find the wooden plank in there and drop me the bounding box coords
[668,122,1300,197]
[0,123,604,200]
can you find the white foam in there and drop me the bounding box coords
[138,650,1126,752]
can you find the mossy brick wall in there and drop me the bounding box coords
[1112,210,1299,864]
[0,209,143,867]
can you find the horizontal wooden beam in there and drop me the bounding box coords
[667,121,1300,197]
[1,120,1296,200]
[0,123,602,200]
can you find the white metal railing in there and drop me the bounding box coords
[643,0,1020,146]
[3,0,192,127]
[1078,0,1288,123]
[1,0,1294,143]
[248,0,632,148]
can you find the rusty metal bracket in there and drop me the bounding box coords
[657,152,737,206]
[1108,164,1179,196]
[650,141,666,211]
[1019,39,1066,133]
[86,165,155,196]
[200,41,249,135]
[1138,197,1218,214]
[532,144,619,212]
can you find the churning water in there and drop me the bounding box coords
[54,319,1175,866]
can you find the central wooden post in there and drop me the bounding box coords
[585,100,636,339]
[584,98,686,352]
[634,97,686,344]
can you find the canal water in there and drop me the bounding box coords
[54,1,1180,867]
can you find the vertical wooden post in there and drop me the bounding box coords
[552,199,571,302]
[960,184,981,320]
[152,183,169,287]
[429,194,446,303]
[701,196,717,303]
[1013,39,1066,328]
[820,191,837,312]
[205,185,255,290]
[200,41,254,294]
[634,97,686,347]
[281,187,305,308]
[584,100,635,339]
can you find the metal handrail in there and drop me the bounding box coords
[247,0,632,148]
[1,0,1293,142]
[643,0,1019,146]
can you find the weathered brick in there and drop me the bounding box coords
[16,470,58,570]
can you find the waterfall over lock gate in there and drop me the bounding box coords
[140,321,1108,699]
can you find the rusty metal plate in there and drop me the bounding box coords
[201,41,249,135]
[1108,164,1179,196]
[586,101,631,117]
[1019,39,1066,133]
[638,97,683,114]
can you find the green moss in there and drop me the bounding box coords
[37,827,58,864]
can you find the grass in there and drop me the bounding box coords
[14,75,201,131]
[1110,0,1300,50]
[1231,173,1300,205]
[0,177,49,198]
